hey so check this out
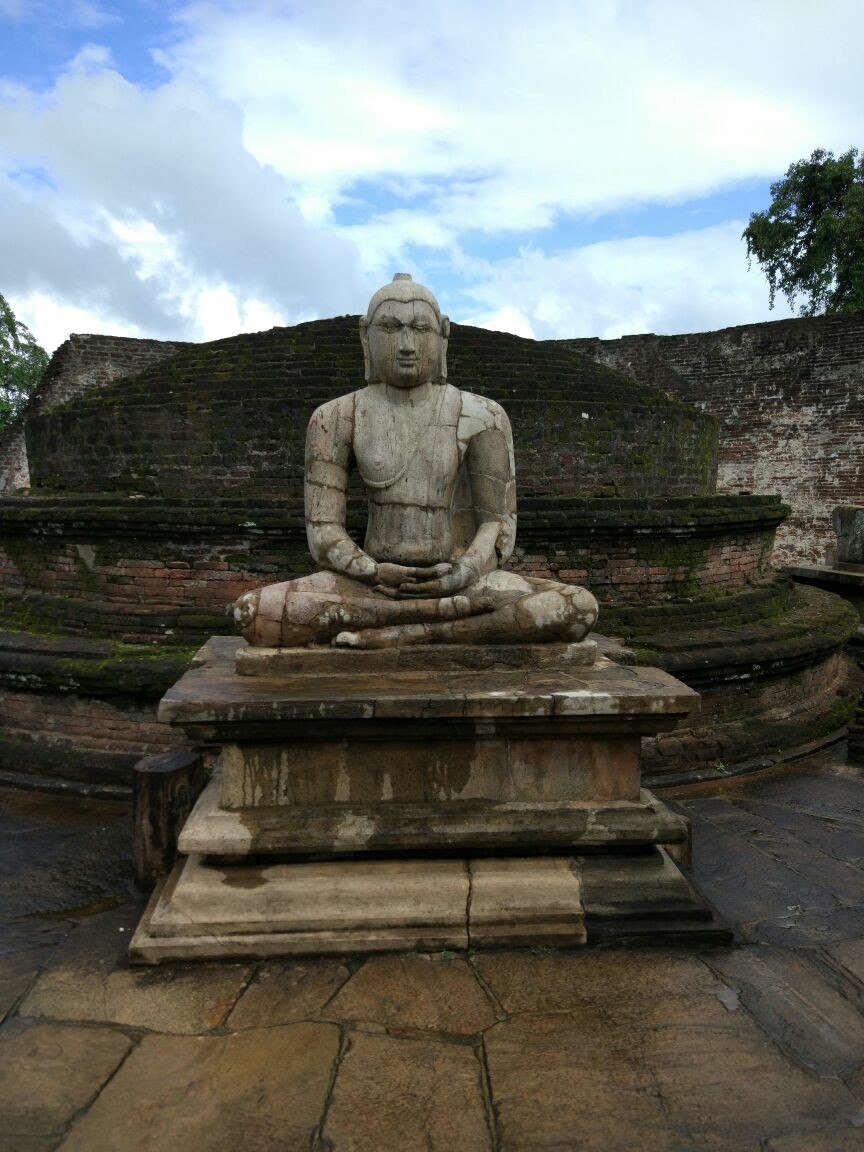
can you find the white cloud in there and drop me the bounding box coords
[458,223,795,339]
[0,0,861,349]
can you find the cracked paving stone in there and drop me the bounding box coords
[708,946,864,1077]
[0,918,72,1024]
[0,1019,132,1142]
[324,953,497,1035]
[322,1030,491,1152]
[484,995,859,1151]
[227,958,350,1029]
[473,949,724,1014]
[828,937,864,984]
[57,1023,339,1152]
[20,906,252,1034]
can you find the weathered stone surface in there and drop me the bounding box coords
[132,856,470,962]
[236,639,598,676]
[829,937,864,984]
[227,959,350,1029]
[134,842,726,961]
[468,857,585,947]
[59,1024,339,1152]
[0,1019,131,1140]
[474,948,723,1014]
[180,773,683,858]
[834,505,864,565]
[21,905,251,1033]
[708,946,864,1077]
[325,954,496,1035]
[322,1031,491,1151]
[0,918,71,1024]
[159,650,698,735]
[484,996,858,1150]
[218,730,640,808]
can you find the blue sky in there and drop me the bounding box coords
[1,0,861,351]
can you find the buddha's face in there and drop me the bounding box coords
[365,299,442,389]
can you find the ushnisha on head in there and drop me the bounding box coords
[359,273,451,388]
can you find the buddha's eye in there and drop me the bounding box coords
[375,320,401,333]
[412,323,432,332]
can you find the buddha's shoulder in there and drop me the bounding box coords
[456,389,512,434]
[308,391,357,429]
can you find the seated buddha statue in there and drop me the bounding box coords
[233,274,598,649]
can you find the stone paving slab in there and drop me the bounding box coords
[20,905,252,1034]
[708,946,864,1077]
[227,958,351,1030]
[321,1031,491,1152]
[57,1024,339,1152]
[0,1019,131,1144]
[324,954,497,1035]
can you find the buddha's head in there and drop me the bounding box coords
[360,273,450,388]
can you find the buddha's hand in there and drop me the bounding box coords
[373,562,452,598]
[396,560,477,599]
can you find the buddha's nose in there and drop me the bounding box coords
[397,326,415,353]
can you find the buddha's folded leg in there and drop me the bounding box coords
[234,571,483,647]
[335,573,598,648]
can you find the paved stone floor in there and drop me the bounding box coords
[1,757,864,1151]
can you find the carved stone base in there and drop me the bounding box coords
[132,636,726,962]
[129,848,728,963]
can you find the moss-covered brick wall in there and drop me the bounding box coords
[24,319,718,500]
[563,313,864,566]
[0,493,787,646]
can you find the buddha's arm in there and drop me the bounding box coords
[305,396,377,583]
[462,418,517,575]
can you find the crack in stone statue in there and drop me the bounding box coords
[233,274,599,649]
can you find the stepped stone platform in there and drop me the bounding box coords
[130,638,727,962]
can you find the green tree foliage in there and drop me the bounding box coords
[0,293,49,431]
[743,148,864,316]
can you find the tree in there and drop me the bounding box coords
[0,293,49,431]
[743,147,864,316]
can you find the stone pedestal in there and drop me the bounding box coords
[130,638,729,962]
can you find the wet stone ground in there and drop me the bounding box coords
[1,758,864,1151]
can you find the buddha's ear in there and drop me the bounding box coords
[359,316,371,381]
[439,315,450,383]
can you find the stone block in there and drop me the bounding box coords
[834,505,864,565]
[218,732,641,808]
[468,857,586,947]
[131,856,471,962]
[235,639,598,675]
[179,772,688,858]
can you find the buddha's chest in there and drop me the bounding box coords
[353,387,463,503]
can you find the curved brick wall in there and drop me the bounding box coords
[0,493,786,644]
[25,319,718,500]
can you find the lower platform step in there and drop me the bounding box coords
[130,847,729,963]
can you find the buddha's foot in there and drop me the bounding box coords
[333,623,435,649]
